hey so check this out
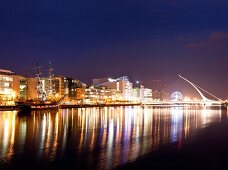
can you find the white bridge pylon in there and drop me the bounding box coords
[179,75,222,102]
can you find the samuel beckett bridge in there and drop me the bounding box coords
[149,75,227,108]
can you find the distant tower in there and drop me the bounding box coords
[153,80,161,90]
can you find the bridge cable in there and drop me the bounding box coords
[193,84,222,101]
[179,74,222,101]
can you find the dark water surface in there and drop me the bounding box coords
[0,106,223,169]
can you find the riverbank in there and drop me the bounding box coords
[0,103,141,111]
[116,118,228,170]
[60,103,140,108]
[1,103,226,111]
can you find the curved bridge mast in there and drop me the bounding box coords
[179,75,211,102]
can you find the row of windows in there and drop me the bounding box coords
[0,76,13,82]
[0,82,12,88]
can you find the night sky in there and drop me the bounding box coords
[1,0,228,98]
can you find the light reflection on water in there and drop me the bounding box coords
[0,106,225,169]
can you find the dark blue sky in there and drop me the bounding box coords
[1,0,228,98]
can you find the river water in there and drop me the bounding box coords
[0,106,225,169]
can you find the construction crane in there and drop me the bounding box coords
[153,80,161,89]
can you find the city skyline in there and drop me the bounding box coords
[0,66,222,101]
[1,0,228,98]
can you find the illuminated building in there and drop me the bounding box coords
[12,75,27,100]
[0,69,29,104]
[52,76,86,102]
[75,88,85,100]
[12,75,87,102]
[27,78,38,100]
[85,85,105,104]
[143,88,153,103]
[53,76,64,97]
[134,85,152,103]
[1,70,38,101]
[84,85,119,104]
[65,78,86,99]
[0,69,14,104]
[59,77,86,100]
[133,86,142,102]
[92,76,133,101]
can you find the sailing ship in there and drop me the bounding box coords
[16,61,60,112]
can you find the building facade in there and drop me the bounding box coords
[27,78,38,100]
[92,76,134,101]
[84,85,120,104]
[0,69,14,105]
[143,88,153,103]
[12,75,27,100]
[133,85,152,103]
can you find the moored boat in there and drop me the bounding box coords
[16,101,32,115]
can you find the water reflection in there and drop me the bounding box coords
[0,106,225,169]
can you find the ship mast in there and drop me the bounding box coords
[23,66,29,101]
[35,62,46,101]
[47,61,55,97]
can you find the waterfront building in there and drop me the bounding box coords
[53,76,65,97]
[133,86,142,102]
[104,88,121,103]
[75,87,85,100]
[0,69,29,104]
[59,77,86,100]
[1,71,38,102]
[133,85,152,103]
[92,76,134,101]
[0,67,88,103]
[51,76,86,103]
[14,77,52,101]
[27,78,38,100]
[143,88,153,103]
[84,85,105,104]
[84,85,120,104]
[20,76,85,100]
[65,78,86,99]
[0,69,15,105]
[0,69,28,104]
[12,75,27,100]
